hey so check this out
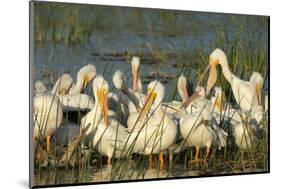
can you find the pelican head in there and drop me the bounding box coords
[35,80,47,94]
[78,64,97,90]
[177,74,189,101]
[206,49,228,95]
[58,73,73,94]
[198,48,227,95]
[112,70,127,91]
[250,72,264,105]
[131,56,142,91]
[50,73,73,95]
[93,75,109,127]
[140,80,165,118]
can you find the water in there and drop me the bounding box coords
[34,159,266,186]
[34,5,268,99]
[33,3,269,186]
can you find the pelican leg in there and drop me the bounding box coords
[46,135,51,153]
[149,154,153,168]
[107,157,112,165]
[189,147,202,163]
[205,146,210,160]
[159,152,164,170]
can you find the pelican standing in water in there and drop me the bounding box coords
[127,81,177,169]
[81,75,129,164]
[33,94,63,152]
[180,102,228,163]
[201,48,264,112]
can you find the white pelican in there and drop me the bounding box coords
[159,75,190,163]
[231,116,260,152]
[80,75,129,164]
[202,48,264,112]
[209,85,266,131]
[201,87,264,153]
[51,73,73,95]
[33,94,63,152]
[127,80,177,168]
[35,80,47,95]
[180,104,228,163]
[68,64,96,94]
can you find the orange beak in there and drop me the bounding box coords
[98,89,108,127]
[180,83,189,101]
[206,59,219,95]
[215,95,224,112]
[197,64,210,86]
[139,89,156,119]
[133,65,139,91]
[256,82,262,105]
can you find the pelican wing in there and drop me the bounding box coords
[205,120,228,148]
[59,94,95,111]
[232,79,257,111]
[104,120,129,150]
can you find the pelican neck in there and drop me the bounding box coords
[219,57,235,83]
[69,76,83,94]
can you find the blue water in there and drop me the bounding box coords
[34,11,268,95]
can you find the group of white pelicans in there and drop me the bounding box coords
[33,48,268,169]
